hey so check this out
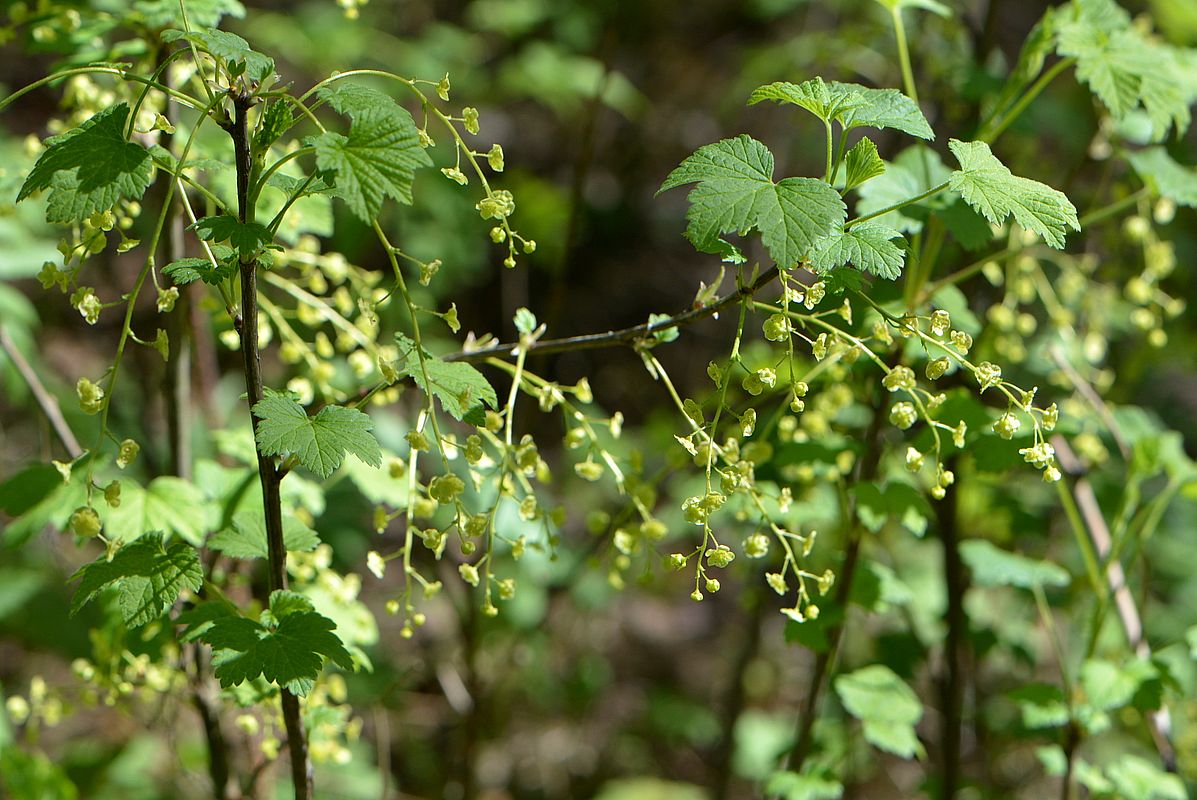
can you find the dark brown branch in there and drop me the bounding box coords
[227,89,312,800]
[0,325,82,459]
[445,266,783,363]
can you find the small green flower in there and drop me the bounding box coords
[487,143,504,172]
[69,506,102,538]
[882,365,916,392]
[462,106,480,135]
[889,401,917,430]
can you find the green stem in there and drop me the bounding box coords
[846,181,949,229]
[1055,481,1104,596]
[891,7,919,104]
[1078,187,1151,228]
[823,120,834,183]
[0,66,204,114]
[253,147,316,202]
[980,57,1074,143]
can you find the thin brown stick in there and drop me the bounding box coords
[1053,437,1175,768]
[445,266,783,363]
[0,324,82,458]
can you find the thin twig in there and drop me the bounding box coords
[444,266,783,363]
[0,324,82,458]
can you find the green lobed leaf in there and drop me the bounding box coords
[1054,0,1197,140]
[206,510,320,559]
[177,600,236,643]
[959,539,1070,589]
[190,215,273,257]
[830,82,934,140]
[658,135,845,268]
[265,171,338,198]
[1127,147,1197,207]
[266,589,315,620]
[163,256,237,286]
[808,223,906,280]
[101,476,213,546]
[1009,684,1070,728]
[253,394,382,479]
[395,334,499,424]
[17,104,153,224]
[948,139,1079,248]
[310,83,432,222]
[764,772,844,800]
[163,27,274,82]
[843,137,886,191]
[748,78,867,124]
[200,590,354,695]
[749,79,933,140]
[70,532,202,627]
[834,665,924,758]
[1080,658,1158,712]
[1105,755,1187,800]
[938,199,994,251]
[134,0,246,29]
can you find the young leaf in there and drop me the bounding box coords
[748,78,866,124]
[163,27,274,82]
[657,135,845,269]
[190,215,273,257]
[948,139,1079,248]
[395,335,499,424]
[834,665,924,758]
[959,539,1070,589]
[310,84,433,222]
[254,99,295,150]
[830,83,934,140]
[70,532,202,627]
[843,137,886,191]
[17,103,153,224]
[163,256,237,286]
[750,78,933,140]
[206,510,320,559]
[809,223,906,280]
[200,591,354,695]
[252,394,382,479]
[1127,147,1197,207]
